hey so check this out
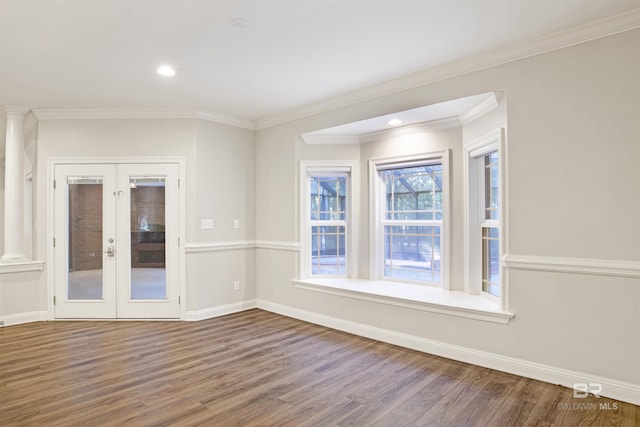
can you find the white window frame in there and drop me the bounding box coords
[369,150,451,289]
[464,129,506,308]
[299,160,358,279]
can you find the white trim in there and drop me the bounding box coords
[48,156,187,165]
[255,240,301,252]
[184,240,300,253]
[255,10,640,130]
[193,111,255,130]
[299,135,361,145]
[33,108,255,130]
[4,105,30,115]
[459,93,500,125]
[301,117,463,146]
[359,117,462,144]
[299,160,359,279]
[0,260,45,274]
[256,299,640,405]
[504,255,640,279]
[184,299,257,321]
[463,129,507,309]
[178,160,188,320]
[185,241,256,253]
[0,311,48,327]
[292,278,513,324]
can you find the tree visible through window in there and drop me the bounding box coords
[381,164,442,283]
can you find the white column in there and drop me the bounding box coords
[1,106,29,263]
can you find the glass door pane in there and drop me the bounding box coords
[54,163,117,319]
[130,177,166,300]
[117,163,179,318]
[67,177,105,300]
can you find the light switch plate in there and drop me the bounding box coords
[201,218,214,229]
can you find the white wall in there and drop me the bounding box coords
[256,28,640,392]
[187,120,256,311]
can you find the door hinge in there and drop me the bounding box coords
[178,296,181,305]
[178,237,181,247]
[53,296,56,305]
[178,179,181,189]
[53,180,56,189]
[53,237,56,248]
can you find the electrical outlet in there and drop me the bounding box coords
[201,218,214,229]
[233,219,240,229]
[233,280,240,291]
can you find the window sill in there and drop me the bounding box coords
[0,260,45,274]
[292,278,514,324]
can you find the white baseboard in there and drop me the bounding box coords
[0,311,49,327]
[184,299,257,321]
[256,299,640,406]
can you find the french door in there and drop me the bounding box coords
[54,163,180,318]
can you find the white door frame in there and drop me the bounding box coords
[47,157,187,320]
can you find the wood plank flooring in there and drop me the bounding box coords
[1,309,637,426]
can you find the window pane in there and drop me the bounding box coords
[130,177,167,300]
[482,227,500,296]
[311,225,346,275]
[384,225,441,283]
[382,165,442,221]
[67,179,104,300]
[310,176,346,220]
[484,152,499,220]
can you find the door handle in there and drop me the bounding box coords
[105,245,115,257]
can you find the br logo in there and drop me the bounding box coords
[573,383,602,398]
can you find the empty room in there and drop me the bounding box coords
[0,1,638,425]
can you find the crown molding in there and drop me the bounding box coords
[3,105,30,115]
[299,134,361,145]
[32,108,256,130]
[33,108,193,120]
[459,92,499,125]
[255,9,640,130]
[301,116,463,145]
[360,117,462,144]
[193,111,255,130]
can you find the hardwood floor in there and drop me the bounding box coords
[1,309,637,426]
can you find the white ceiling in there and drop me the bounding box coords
[1,1,638,128]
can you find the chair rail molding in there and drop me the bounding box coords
[503,254,640,278]
[185,240,300,253]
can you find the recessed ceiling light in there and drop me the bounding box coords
[388,118,403,126]
[157,65,176,77]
